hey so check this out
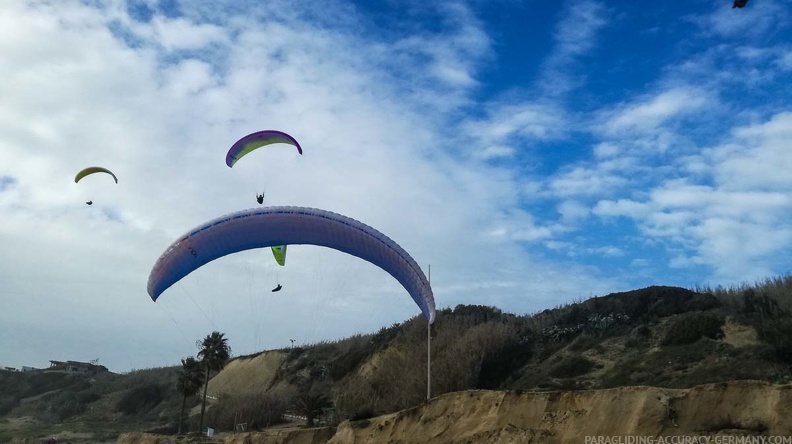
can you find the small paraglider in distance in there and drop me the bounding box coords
[256,192,264,204]
[74,167,118,184]
[75,166,117,205]
[271,284,282,292]
[733,0,748,8]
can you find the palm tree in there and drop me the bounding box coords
[197,331,231,433]
[292,390,332,427]
[176,357,204,435]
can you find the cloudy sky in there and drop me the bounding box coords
[2,0,791,372]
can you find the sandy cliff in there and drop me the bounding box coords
[119,380,791,444]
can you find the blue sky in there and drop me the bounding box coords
[2,0,792,372]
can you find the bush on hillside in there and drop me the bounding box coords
[661,313,725,346]
[743,289,787,319]
[587,287,721,320]
[201,392,290,431]
[569,334,600,352]
[755,318,792,363]
[477,335,533,389]
[548,355,596,378]
[116,383,168,415]
[451,305,504,326]
[0,397,19,416]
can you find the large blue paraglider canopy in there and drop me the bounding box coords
[147,206,435,323]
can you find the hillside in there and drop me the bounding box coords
[3,276,792,442]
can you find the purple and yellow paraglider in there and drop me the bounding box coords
[225,130,302,168]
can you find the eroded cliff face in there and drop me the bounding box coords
[119,380,792,444]
[207,351,290,397]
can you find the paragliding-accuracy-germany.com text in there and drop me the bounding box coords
[584,436,792,444]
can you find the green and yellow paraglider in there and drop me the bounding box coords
[74,167,118,184]
[75,166,117,205]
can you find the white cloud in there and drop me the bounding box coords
[777,49,792,70]
[151,17,228,51]
[461,102,567,158]
[712,112,792,190]
[691,0,790,40]
[557,200,589,224]
[601,88,710,135]
[550,166,627,197]
[593,142,620,158]
[593,111,792,281]
[593,199,651,218]
[540,0,608,96]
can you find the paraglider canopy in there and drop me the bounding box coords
[225,130,303,167]
[147,206,435,323]
[74,167,118,184]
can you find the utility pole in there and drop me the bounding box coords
[427,264,431,400]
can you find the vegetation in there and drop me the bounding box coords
[660,312,725,345]
[3,275,792,441]
[115,383,168,415]
[175,357,204,434]
[196,331,231,433]
[200,392,289,431]
[292,390,332,427]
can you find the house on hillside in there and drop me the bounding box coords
[48,360,108,375]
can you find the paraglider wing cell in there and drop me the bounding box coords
[147,206,435,323]
[226,130,303,168]
[74,167,118,184]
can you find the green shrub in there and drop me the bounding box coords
[569,334,600,352]
[202,393,289,431]
[76,390,100,404]
[350,418,371,429]
[451,305,504,325]
[116,384,167,415]
[329,347,369,380]
[0,397,19,416]
[742,289,786,319]
[55,398,87,420]
[370,323,402,348]
[755,318,792,363]
[549,355,596,378]
[661,313,724,346]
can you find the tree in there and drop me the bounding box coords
[292,390,332,427]
[197,331,231,433]
[176,356,204,435]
